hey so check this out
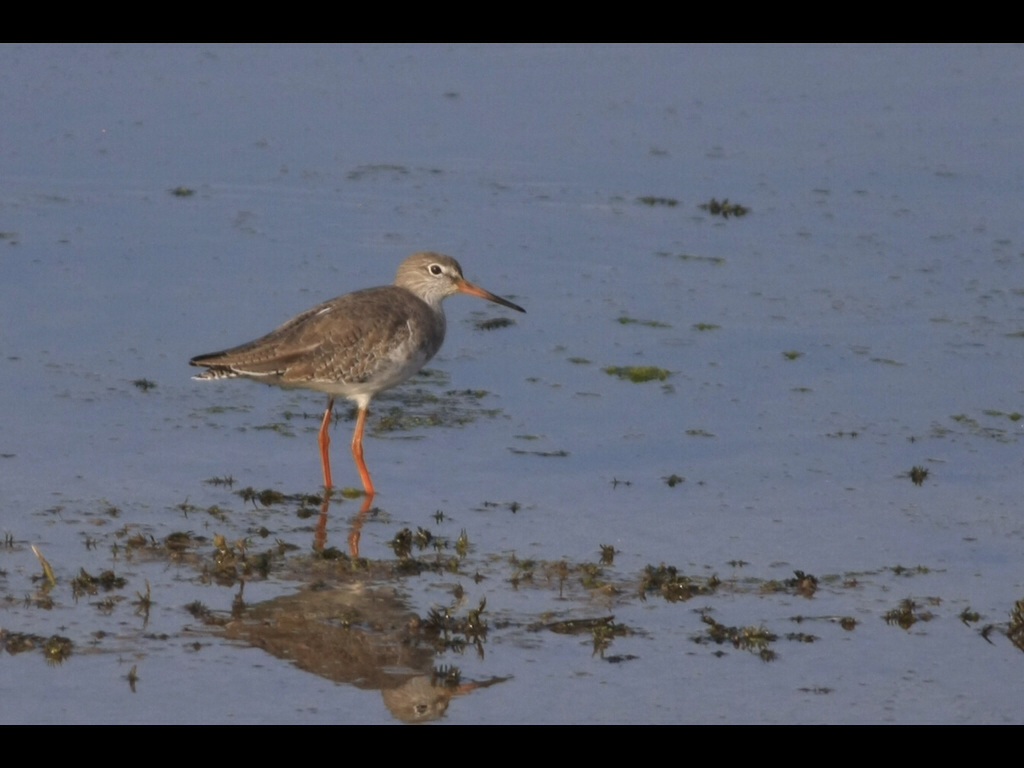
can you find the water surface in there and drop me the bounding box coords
[1,44,1022,723]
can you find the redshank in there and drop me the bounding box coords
[190,252,524,496]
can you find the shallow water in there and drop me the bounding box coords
[1,44,1022,723]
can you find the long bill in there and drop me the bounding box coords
[457,280,526,313]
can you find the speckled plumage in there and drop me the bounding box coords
[190,252,524,494]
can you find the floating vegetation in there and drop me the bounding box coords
[603,365,671,383]
[692,323,720,331]
[1008,599,1024,653]
[198,533,278,586]
[959,607,981,625]
[567,356,591,365]
[590,619,632,658]
[455,529,470,558]
[694,611,777,661]
[640,564,720,603]
[530,615,631,659]
[599,545,616,565]
[126,665,139,693]
[478,500,521,514]
[169,186,195,197]
[43,635,74,666]
[346,163,411,181]
[533,615,614,635]
[883,598,935,630]
[637,195,678,207]
[983,409,1022,422]
[789,614,858,632]
[134,580,152,622]
[790,571,819,598]
[785,632,819,643]
[889,564,931,577]
[657,251,726,265]
[30,545,57,588]
[0,631,72,663]
[507,554,614,597]
[475,317,516,331]
[185,601,213,621]
[423,598,489,657]
[663,474,684,487]
[71,568,127,601]
[944,412,1019,442]
[699,198,749,218]
[908,466,929,486]
[685,428,714,437]
[253,422,295,436]
[782,350,803,361]
[508,447,570,458]
[762,570,819,598]
[132,378,157,391]
[617,315,671,329]
[371,387,501,433]
[237,487,287,507]
[391,527,437,561]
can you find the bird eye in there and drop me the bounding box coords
[429,263,443,276]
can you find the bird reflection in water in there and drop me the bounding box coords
[314,491,373,558]
[220,574,508,722]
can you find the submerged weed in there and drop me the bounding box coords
[699,198,749,218]
[617,315,671,329]
[604,366,671,383]
[657,251,726,265]
[637,195,679,207]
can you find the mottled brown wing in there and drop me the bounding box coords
[190,286,440,386]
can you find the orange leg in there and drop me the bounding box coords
[318,397,335,490]
[351,405,375,497]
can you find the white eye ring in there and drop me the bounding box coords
[429,263,444,276]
